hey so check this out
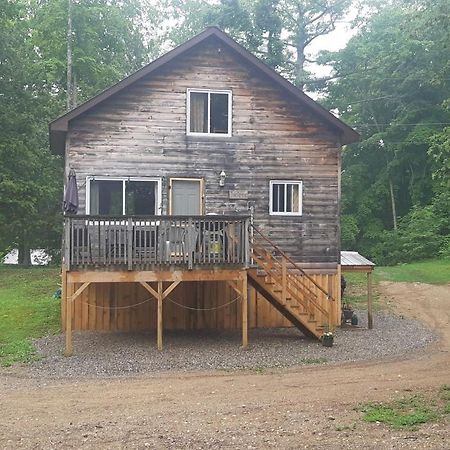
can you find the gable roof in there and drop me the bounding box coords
[49,27,359,154]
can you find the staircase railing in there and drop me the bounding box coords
[250,225,335,330]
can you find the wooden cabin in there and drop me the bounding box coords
[49,27,359,354]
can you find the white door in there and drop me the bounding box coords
[170,179,202,215]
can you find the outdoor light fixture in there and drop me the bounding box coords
[219,170,226,187]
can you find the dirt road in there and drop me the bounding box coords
[1,282,449,449]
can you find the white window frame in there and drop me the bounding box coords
[269,180,303,216]
[85,176,162,215]
[186,88,232,137]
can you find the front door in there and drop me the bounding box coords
[170,178,202,215]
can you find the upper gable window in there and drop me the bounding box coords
[187,89,232,136]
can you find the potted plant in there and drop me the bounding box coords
[341,301,354,324]
[321,331,334,347]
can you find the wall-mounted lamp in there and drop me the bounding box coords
[219,170,226,187]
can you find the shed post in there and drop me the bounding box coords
[367,271,373,329]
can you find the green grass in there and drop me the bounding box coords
[376,258,450,284]
[0,266,61,366]
[342,272,381,310]
[359,387,450,430]
[343,258,450,310]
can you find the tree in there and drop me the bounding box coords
[159,0,351,85]
[0,1,62,264]
[323,0,450,262]
[278,0,351,87]
[0,0,159,264]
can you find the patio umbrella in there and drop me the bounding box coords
[63,168,79,214]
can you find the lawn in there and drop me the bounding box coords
[0,266,61,366]
[343,258,450,310]
[376,258,450,284]
[359,385,450,430]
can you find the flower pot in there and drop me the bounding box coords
[322,335,334,347]
[342,309,353,321]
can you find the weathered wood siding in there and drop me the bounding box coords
[66,36,341,266]
[62,273,340,331]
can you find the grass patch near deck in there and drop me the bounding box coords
[359,386,450,430]
[342,258,450,310]
[376,258,450,284]
[342,272,381,311]
[0,266,60,366]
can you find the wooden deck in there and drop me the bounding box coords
[62,216,339,356]
[63,215,250,355]
[64,215,250,271]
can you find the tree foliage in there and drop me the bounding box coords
[158,0,350,83]
[0,0,157,264]
[324,0,450,263]
[1,0,449,267]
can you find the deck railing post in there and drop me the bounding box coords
[127,217,133,271]
[64,217,71,271]
[244,218,250,268]
[187,217,193,270]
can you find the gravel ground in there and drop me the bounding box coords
[30,309,436,379]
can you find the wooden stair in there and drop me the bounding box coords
[248,226,335,340]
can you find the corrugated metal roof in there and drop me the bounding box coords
[341,251,375,267]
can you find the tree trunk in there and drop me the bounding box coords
[295,44,306,90]
[294,18,308,90]
[389,178,398,231]
[18,240,31,266]
[67,0,73,111]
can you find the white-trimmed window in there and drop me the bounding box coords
[86,177,162,215]
[269,180,303,216]
[187,89,232,136]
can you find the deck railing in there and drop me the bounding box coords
[64,215,250,271]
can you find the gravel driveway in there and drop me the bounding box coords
[30,309,436,379]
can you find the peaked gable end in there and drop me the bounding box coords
[50,27,358,154]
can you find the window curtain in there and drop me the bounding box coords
[190,92,207,132]
[292,184,300,212]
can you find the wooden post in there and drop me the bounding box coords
[367,271,373,329]
[157,281,163,351]
[127,217,133,271]
[241,274,248,349]
[64,280,90,357]
[64,218,71,271]
[64,272,72,357]
[328,274,335,332]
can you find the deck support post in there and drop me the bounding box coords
[140,280,181,350]
[64,279,90,357]
[157,281,163,351]
[62,267,73,356]
[367,271,373,329]
[241,273,248,349]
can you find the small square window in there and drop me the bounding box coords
[269,180,302,216]
[187,89,231,135]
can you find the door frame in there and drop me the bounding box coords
[168,177,204,215]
